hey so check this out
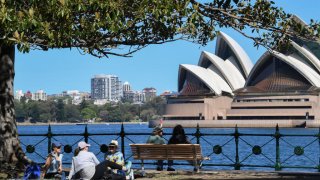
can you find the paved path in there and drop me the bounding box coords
[137,170,320,180]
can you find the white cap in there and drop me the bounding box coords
[78,141,91,149]
[109,140,118,146]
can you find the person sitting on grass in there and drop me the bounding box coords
[146,125,165,171]
[42,141,63,179]
[68,141,126,180]
[105,140,133,179]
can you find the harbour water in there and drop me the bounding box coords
[18,124,320,172]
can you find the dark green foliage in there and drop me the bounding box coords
[56,99,65,122]
[0,0,318,56]
[65,104,81,122]
[13,96,166,123]
[79,99,89,111]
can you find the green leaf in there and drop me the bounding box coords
[29,8,34,17]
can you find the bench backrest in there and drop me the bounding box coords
[130,144,203,160]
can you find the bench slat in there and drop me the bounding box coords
[130,144,204,160]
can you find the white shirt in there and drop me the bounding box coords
[68,151,100,179]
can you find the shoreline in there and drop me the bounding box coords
[149,120,320,128]
[17,121,148,126]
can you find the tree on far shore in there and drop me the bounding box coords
[0,0,319,168]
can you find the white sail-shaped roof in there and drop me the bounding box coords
[178,64,232,95]
[198,51,246,90]
[246,51,320,87]
[215,31,253,77]
[290,41,320,73]
[279,52,320,86]
[177,31,254,96]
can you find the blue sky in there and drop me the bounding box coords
[14,0,320,95]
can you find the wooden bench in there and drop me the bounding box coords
[130,144,207,172]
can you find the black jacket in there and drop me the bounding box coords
[168,134,191,144]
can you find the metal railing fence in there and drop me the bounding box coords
[19,124,320,172]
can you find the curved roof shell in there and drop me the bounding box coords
[215,31,253,78]
[289,15,320,62]
[246,51,320,88]
[198,51,246,90]
[178,64,232,95]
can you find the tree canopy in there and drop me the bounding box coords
[1,0,319,58]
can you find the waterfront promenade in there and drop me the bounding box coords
[139,170,320,179]
[1,168,320,179]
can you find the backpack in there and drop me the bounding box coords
[24,164,41,180]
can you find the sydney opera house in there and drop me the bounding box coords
[157,16,320,128]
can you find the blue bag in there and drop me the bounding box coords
[23,164,41,180]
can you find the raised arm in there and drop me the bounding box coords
[58,154,63,173]
[41,155,52,178]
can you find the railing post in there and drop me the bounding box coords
[195,123,201,144]
[120,123,125,159]
[234,125,240,170]
[84,124,89,143]
[47,124,52,154]
[275,124,281,171]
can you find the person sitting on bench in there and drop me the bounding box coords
[146,125,166,171]
[167,125,191,171]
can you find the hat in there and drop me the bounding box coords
[109,140,118,146]
[153,125,163,133]
[78,141,91,149]
[52,142,62,148]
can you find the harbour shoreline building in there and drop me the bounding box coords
[91,74,123,104]
[122,82,147,103]
[152,16,320,128]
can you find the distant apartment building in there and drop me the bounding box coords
[123,81,131,92]
[32,90,47,101]
[123,88,146,104]
[66,90,90,105]
[80,92,90,100]
[134,91,145,103]
[62,91,68,97]
[123,91,146,103]
[122,82,138,102]
[14,90,24,101]
[143,87,157,102]
[123,90,135,102]
[91,74,123,102]
[24,90,32,100]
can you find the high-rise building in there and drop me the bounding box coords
[91,74,122,102]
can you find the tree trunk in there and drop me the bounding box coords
[0,45,27,167]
